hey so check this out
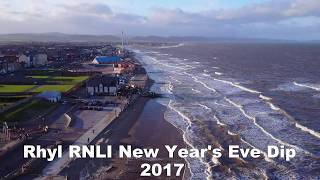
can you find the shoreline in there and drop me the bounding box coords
[58,65,189,179]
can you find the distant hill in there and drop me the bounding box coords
[0,33,315,43]
[130,36,297,43]
[0,32,120,42]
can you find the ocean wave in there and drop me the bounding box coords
[312,94,320,99]
[272,82,307,92]
[295,123,320,139]
[162,71,212,179]
[268,103,280,111]
[148,56,189,70]
[276,107,320,139]
[170,76,182,84]
[132,47,319,179]
[159,53,169,56]
[183,72,217,93]
[191,88,201,94]
[169,57,180,60]
[202,73,211,77]
[224,97,300,150]
[167,100,213,179]
[214,78,261,94]
[197,103,211,111]
[259,94,272,101]
[158,43,185,49]
[293,81,320,91]
[145,51,160,54]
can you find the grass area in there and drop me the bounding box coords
[28,75,88,85]
[1,68,89,94]
[25,69,58,76]
[0,99,55,123]
[49,76,88,85]
[27,75,50,79]
[52,76,88,84]
[0,85,35,93]
[0,95,30,103]
[0,95,31,110]
[31,85,74,93]
[0,102,12,106]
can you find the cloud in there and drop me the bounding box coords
[210,0,320,23]
[59,3,113,17]
[149,8,199,25]
[0,0,319,40]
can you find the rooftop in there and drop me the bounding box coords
[87,75,119,87]
[93,56,120,64]
[37,90,61,98]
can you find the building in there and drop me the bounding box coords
[92,56,120,65]
[86,75,119,96]
[37,91,61,102]
[113,61,135,74]
[18,54,31,67]
[32,53,48,67]
[0,55,21,74]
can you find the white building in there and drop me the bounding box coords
[18,54,31,67]
[37,91,61,102]
[33,54,48,67]
[87,75,119,96]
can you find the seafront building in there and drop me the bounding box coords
[86,75,120,96]
[92,56,120,65]
[37,91,62,102]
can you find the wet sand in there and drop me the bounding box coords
[61,97,188,180]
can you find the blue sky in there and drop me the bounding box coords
[0,0,319,40]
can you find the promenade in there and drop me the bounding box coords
[42,106,122,177]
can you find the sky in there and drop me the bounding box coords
[0,0,319,40]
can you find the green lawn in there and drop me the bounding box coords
[27,75,50,79]
[28,76,88,85]
[0,85,35,93]
[51,76,88,84]
[0,99,54,123]
[0,75,88,94]
[31,85,75,93]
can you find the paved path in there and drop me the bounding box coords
[42,107,121,176]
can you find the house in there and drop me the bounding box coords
[32,53,48,67]
[37,91,61,102]
[0,55,21,74]
[86,75,119,96]
[92,56,120,65]
[113,61,135,74]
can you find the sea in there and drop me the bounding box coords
[132,43,320,179]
